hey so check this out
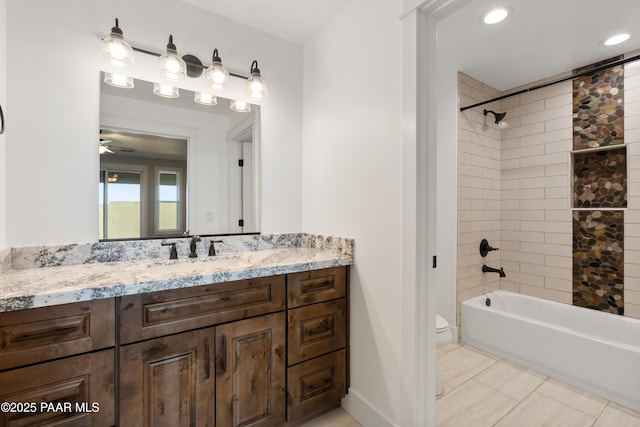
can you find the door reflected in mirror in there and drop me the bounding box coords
[99,74,260,241]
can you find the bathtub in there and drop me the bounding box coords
[461,290,640,412]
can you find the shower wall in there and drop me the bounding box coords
[456,51,640,327]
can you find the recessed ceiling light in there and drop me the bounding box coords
[483,7,509,25]
[603,33,631,46]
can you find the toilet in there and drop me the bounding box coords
[436,314,453,396]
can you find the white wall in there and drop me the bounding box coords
[302,0,403,424]
[5,0,302,246]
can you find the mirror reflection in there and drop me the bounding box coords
[99,74,260,241]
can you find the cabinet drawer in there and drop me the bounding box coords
[0,299,115,371]
[0,349,115,426]
[288,299,346,366]
[287,267,347,308]
[120,275,285,344]
[287,350,346,424]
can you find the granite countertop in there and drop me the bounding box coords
[0,234,354,312]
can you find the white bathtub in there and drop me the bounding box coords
[461,290,640,412]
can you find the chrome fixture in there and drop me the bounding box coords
[482,265,506,278]
[189,235,201,258]
[479,239,499,257]
[208,239,224,256]
[161,241,178,259]
[101,18,267,110]
[484,109,507,124]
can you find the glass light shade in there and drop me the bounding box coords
[153,82,180,98]
[101,32,134,68]
[104,72,134,89]
[205,62,230,90]
[194,92,217,106]
[159,36,186,81]
[247,73,268,100]
[230,100,251,113]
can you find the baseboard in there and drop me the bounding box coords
[341,388,396,427]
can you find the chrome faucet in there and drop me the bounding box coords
[189,235,201,258]
[482,264,506,278]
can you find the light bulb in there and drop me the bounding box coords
[230,100,251,112]
[195,92,217,106]
[153,82,179,98]
[104,72,134,89]
[101,18,134,68]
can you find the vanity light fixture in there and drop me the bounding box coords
[205,49,230,90]
[194,92,217,106]
[483,7,509,25]
[603,32,632,46]
[230,100,251,113]
[101,18,134,68]
[159,35,186,81]
[104,72,134,89]
[247,60,267,100]
[153,82,180,98]
[101,18,269,110]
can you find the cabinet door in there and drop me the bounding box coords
[0,349,115,427]
[216,312,286,427]
[119,329,214,427]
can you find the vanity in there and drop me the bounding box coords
[0,234,353,426]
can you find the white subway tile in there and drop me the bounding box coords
[545,277,572,292]
[545,140,572,154]
[545,163,569,176]
[520,152,568,168]
[500,200,520,210]
[545,93,572,109]
[458,253,483,268]
[545,210,572,222]
[459,175,495,189]
[520,263,572,280]
[521,83,571,104]
[521,105,572,126]
[502,144,545,160]
[627,128,640,144]
[626,114,640,131]
[501,230,545,243]
[459,164,485,178]
[506,271,545,287]
[500,281,521,293]
[545,186,569,199]
[626,236,640,251]
[502,166,545,179]
[626,276,640,292]
[505,100,545,119]
[629,169,640,183]
[501,159,520,170]
[625,249,640,264]
[458,187,483,200]
[545,255,571,268]
[472,155,501,170]
[625,223,640,237]
[502,137,520,150]
[502,122,545,140]
[483,168,501,180]
[471,220,501,232]
[521,221,568,233]
[501,220,520,231]
[521,198,568,210]
[501,260,521,273]
[627,87,640,103]
[471,199,501,210]
[625,263,640,278]
[626,304,640,320]
[502,210,545,221]
[502,95,521,109]
[501,251,544,265]
[521,128,572,147]
[499,240,520,251]
[546,117,571,132]
[481,189,502,200]
[501,179,520,190]
[627,100,640,117]
[501,188,545,200]
[626,290,640,305]
[520,175,568,189]
[625,210,640,223]
[521,242,571,256]
[545,232,572,245]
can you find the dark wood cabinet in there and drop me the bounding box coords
[0,265,349,427]
[0,349,115,426]
[0,298,115,371]
[119,328,215,427]
[216,313,286,427]
[285,267,349,425]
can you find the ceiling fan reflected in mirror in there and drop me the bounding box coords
[99,139,114,154]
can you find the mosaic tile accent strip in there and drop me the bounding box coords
[573,57,624,150]
[573,210,624,315]
[573,147,627,208]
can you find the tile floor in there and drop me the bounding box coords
[304,343,640,427]
[437,343,640,427]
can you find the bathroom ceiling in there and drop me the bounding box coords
[179,0,640,93]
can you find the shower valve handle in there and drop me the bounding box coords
[479,239,499,257]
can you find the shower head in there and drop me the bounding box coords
[484,109,507,124]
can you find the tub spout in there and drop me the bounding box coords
[482,264,506,278]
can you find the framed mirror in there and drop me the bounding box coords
[99,75,260,241]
